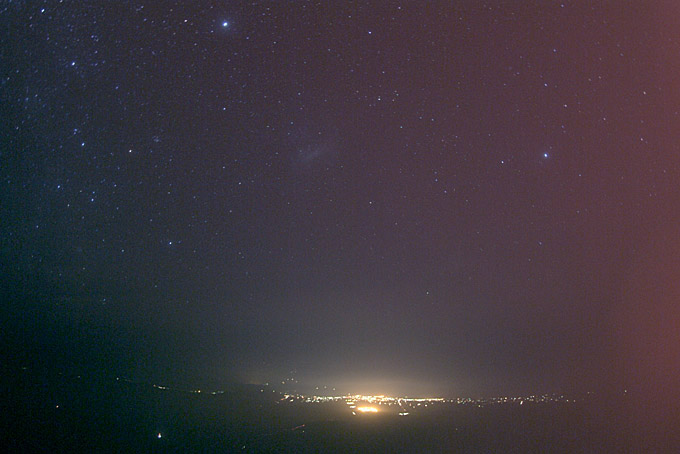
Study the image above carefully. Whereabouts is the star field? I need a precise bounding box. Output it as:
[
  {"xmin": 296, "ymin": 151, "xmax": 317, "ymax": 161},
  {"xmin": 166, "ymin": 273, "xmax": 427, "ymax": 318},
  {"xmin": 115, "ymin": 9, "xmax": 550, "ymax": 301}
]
[{"xmin": 2, "ymin": 1, "xmax": 679, "ymax": 396}]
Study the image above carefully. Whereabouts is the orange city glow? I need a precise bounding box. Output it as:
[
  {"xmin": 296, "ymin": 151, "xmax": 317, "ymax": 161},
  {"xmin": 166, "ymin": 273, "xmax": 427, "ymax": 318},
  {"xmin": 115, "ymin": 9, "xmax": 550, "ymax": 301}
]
[{"xmin": 356, "ymin": 406, "xmax": 378, "ymax": 413}]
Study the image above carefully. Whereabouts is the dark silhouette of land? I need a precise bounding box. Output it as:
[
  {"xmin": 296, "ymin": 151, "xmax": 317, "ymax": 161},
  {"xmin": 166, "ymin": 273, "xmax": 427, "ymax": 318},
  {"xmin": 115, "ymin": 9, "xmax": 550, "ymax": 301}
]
[{"xmin": 3, "ymin": 366, "xmax": 678, "ymax": 452}]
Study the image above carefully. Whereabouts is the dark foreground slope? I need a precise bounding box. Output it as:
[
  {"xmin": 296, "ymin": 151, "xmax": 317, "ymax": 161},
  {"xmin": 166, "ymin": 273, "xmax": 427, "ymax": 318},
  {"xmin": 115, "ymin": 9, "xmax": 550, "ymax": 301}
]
[{"xmin": 2, "ymin": 367, "xmax": 678, "ymax": 453}]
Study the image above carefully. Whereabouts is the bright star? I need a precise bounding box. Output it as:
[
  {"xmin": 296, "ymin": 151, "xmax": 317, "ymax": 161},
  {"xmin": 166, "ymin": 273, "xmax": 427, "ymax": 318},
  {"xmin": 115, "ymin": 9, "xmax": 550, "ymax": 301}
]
[
  {"xmin": 222, "ymin": 21, "xmax": 229, "ymax": 28},
  {"xmin": 543, "ymin": 152, "xmax": 549, "ymax": 158}
]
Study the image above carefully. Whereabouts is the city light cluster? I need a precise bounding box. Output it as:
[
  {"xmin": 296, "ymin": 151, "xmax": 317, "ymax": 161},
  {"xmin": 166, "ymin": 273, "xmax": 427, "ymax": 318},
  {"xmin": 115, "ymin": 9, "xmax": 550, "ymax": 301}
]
[
  {"xmin": 356, "ymin": 406, "xmax": 378, "ymax": 413},
  {"xmin": 300, "ymin": 394, "xmax": 445, "ymax": 404},
  {"xmin": 280, "ymin": 392, "xmax": 575, "ymax": 411}
]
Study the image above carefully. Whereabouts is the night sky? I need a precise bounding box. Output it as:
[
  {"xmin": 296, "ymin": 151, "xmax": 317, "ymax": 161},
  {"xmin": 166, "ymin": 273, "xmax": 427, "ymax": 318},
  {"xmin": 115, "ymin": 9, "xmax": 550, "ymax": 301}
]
[{"xmin": 2, "ymin": 2, "xmax": 680, "ymax": 397}]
